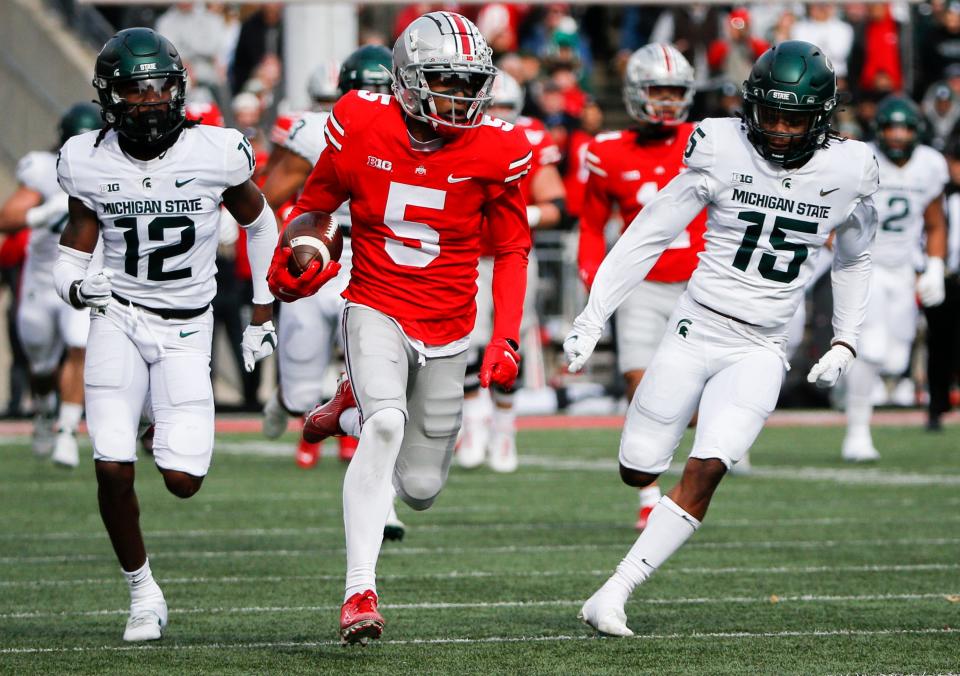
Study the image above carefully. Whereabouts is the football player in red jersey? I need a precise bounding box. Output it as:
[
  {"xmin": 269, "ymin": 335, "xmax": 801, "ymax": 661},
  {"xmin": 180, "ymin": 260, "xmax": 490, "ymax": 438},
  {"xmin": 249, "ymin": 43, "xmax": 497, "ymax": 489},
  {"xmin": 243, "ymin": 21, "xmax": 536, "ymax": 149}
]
[
  {"xmin": 458, "ymin": 71, "xmax": 566, "ymax": 473},
  {"xmin": 578, "ymin": 44, "xmax": 706, "ymax": 531},
  {"xmin": 266, "ymin": 12, "xmax": 532, "ymax": 645}
]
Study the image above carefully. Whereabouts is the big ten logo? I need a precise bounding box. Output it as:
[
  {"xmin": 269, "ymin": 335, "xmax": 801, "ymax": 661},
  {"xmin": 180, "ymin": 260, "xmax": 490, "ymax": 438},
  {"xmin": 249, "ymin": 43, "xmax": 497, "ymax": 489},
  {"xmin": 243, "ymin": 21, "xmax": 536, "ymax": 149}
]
[{"xmin": 367, "ymin": 156, "xmax": 393, "ymax": 172}]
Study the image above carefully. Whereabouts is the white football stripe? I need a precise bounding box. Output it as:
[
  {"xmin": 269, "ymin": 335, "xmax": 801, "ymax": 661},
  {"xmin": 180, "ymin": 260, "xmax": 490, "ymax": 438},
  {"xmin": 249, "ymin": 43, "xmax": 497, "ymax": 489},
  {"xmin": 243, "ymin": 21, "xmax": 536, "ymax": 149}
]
[
  {"xmin": 508, "ymin": 151, "xmax": 533, "ymax": 170},
  {"xmin": 287, "ymin": 236, "xmax": 330, "ymax": 268}
]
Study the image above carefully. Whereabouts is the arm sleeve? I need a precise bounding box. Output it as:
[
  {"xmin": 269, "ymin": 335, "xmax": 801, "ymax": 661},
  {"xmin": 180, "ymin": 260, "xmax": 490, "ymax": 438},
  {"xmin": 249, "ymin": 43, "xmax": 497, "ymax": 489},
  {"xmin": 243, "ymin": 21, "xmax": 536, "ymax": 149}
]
[
  {"xmin": 238, "ymin": 196, "xmax": 278, "ymax": 304},
  {"xmin": 53, "ymin": 245, "xmax": 93, "ymax": 308},
  {"xmin": 578, "ymin": 158, "xmax": 613, "ymax": 289},
  {"xmin": 486, "ymin": 185, "xmax": 532, "ymax": 344},
  {"xmin": 573, "ymin": 168, "xmax": 712, "ymax": 336},
  {"xmin": 830, "ymin": 194, "xmax": 878, "ymax": 351},
  {"xmin": 286, "ymin": 148, "xmax": 350, "ymax": 223}
]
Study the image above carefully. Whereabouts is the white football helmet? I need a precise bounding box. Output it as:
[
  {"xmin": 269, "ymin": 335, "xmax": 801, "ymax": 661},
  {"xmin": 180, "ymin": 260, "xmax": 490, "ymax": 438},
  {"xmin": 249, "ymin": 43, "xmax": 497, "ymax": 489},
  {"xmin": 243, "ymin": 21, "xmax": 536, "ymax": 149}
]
[
  {"xmin": 308, "ymin": 61, "xmax": 340, "ymax": 103},
  {"xmin": 624, "ymin": 43, "xmax": 696, "ymax": 126},
  {"xmin": 392, "ymin": 11, "xmax": 498, "ymax": 130},
  {"xmin": 489, "ymin": 72, "xmax": 524, "ymax": 123}
]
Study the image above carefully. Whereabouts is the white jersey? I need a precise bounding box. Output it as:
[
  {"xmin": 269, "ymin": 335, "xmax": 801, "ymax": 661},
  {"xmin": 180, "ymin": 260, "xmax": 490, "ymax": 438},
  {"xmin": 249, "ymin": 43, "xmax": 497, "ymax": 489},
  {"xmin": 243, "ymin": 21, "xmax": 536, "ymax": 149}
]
[
  {"xmin": 869, "ymin": 142, "xmax": 948, "ymax": 269},
  {"xmin": 282, "ymin": 111, "xmax": 352, "ymax": 228},
  {"xmin": 17, "ymin": 151, "xmax": 67, "ymax": 290},
  {"xmin": 683, "ymin": 117, "xmax": 878, "ymax": 328},
  {"xmin": 575, "ymin": 116, "xmax": 878, "ymax": 348},
  {"xmin": 58, "ymin": 125, "xmax": 254, "ymax": 309}
]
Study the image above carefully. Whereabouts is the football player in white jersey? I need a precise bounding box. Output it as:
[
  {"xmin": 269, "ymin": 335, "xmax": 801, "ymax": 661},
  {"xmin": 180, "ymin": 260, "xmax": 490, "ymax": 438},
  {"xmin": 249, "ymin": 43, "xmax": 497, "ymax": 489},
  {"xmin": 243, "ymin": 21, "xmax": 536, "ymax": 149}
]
[
  {"xmin": 563, "ymin": 41, "xmax": 879, "ymax": 637},
  {"xmin": 260, "ymin": 45, "xmax": 391, "ymax": 468},
  {"xmin": 0, "ymin": 103, "xmax": 102, "ymax": 466},
  {"xmin": 841, "ymin": 96, "xmax": 948, "ymax": 461},
  {"xmin": 53, "ymin": 28, "xmax": 278, "ymax": 642}
]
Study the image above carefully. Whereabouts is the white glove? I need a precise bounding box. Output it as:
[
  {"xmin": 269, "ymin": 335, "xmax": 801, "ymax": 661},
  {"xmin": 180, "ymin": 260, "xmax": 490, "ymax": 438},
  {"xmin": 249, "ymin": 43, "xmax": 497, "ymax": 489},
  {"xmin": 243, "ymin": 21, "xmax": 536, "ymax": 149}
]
[
  {"xmin": 916, "ymin": 257, "xmax": 946, "ymax": 308},
  {"xmin": 241, "ymin": 320, "xmax": 277, "ymax": 372},
  {"xmin": 563, "ymin": 325, "xmax": 601, "ymax": 373},
  {"xmin": 76, "ymin": 270, "xmax": 113, "ymax": 308},
  {"xmin": 25, "ymin": 193, "xmax": 69, "ymax": 229},
  {"xmin": 806, "ymin": 343, "xmax": 855, "ymax": 389}
]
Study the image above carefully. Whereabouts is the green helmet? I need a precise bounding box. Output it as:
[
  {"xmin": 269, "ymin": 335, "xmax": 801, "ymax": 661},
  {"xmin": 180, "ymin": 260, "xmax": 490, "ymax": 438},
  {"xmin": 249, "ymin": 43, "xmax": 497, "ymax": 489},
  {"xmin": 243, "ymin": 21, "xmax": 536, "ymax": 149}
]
[
  {"xmin": 873, "ymin": 95, "xmax": 922, "ymax": 162},
  {"xmin": 58, "ymin": 102, "xmax": 103, "ymax": 145},
  {"xmin": 742, "ymin": 40, "xmax": 838, "ymax": 166},
  {"xmin": 337, "ymin": 45, "xmax": 392, "ymax": 96},
  {"xmin": 93, "ymin": 27, "xmax": 187, "ymax": 145}
]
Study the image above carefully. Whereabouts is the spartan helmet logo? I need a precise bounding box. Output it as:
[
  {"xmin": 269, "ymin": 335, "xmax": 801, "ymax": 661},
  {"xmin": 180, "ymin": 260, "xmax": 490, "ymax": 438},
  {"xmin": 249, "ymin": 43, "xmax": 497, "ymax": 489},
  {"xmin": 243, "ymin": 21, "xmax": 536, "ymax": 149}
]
[{"xmin": 677, "ymin": 319, "xmax": 693, "ymax": 338}]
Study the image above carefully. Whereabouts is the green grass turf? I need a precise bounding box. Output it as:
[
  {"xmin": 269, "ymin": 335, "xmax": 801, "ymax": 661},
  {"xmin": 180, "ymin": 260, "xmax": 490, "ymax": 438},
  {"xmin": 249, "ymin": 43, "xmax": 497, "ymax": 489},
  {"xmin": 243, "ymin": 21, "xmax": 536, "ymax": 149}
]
[{"xmin": 1, "ymin": 424, "xmax": 959, "ymax": 674}]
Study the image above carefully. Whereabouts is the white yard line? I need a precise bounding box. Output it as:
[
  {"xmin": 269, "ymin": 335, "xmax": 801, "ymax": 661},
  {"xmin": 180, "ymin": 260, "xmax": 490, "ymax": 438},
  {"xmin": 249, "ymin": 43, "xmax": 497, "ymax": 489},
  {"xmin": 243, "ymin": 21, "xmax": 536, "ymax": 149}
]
[
  {"xmin": 3, "ymin": 536, "xmax": 959, "ymax": 565},
  {"xmin": 3, "ymin": 513, "xmax": 960, "ymax": 543},
  {"xmin": 2, "ymin": 562, "xmax": 957, "ymax": 590},
  {"xmin": 2, "ymin": 592, "xmax": 958, "ymax": 621},
  {"xmin": 0, "ymin": 627, "xmax": 958, "ymax": 654}
]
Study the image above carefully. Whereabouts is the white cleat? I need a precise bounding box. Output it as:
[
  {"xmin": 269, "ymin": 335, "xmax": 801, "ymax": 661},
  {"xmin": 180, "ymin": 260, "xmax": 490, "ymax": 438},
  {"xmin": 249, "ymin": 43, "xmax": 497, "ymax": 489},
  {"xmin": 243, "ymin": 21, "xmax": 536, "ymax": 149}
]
[
  {"xmin": 457, "ymin": 420, "xmax": 488, "ymax": 470},
  {"xmin": 262, "ymin": 392, "xmax": 289, "ymax": 440},
  {"xmin": 123, "ymin": 599, "xmax": 168, "ymax": 642},
  {"xmin": 578, "ymin": 590, "xmax": 633, "ymax": 637},
  {"xmin": 31, "ymin": 414, "xmax": 56, "ymax": 457},
  {"xmin": 51, "ymin": 431, "xmax": 79, "ymax": 468},
  {"xmin": 487, "ymin": 431, "xmax": 518, "ymax": 473},
  {"xmin": 841, "ymin": 434, "xmax": 880, "ymax": 462}
]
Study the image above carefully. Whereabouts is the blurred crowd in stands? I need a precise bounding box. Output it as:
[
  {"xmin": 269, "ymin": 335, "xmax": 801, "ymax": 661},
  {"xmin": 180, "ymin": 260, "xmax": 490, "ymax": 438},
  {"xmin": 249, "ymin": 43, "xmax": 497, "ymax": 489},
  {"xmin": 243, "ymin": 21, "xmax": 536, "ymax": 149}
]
[{"xmin": 3, "ymin": 1, "xmax": 960, "ymax": 414}]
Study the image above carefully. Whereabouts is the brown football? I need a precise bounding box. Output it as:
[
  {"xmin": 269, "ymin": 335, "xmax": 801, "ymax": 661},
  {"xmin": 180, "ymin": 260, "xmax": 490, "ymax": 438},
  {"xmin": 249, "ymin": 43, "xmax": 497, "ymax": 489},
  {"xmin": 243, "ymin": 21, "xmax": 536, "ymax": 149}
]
[{"xmin": 282, "ymin": 211, "xmax": 343, "ymax": 277}]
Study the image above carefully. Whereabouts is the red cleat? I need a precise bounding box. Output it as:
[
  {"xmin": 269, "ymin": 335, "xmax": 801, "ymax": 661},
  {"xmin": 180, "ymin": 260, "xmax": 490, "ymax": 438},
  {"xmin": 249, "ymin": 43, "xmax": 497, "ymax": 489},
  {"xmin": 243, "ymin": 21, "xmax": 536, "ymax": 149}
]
[
  {"xmin": 338, "ymin": 435, "xmax": 358, "ymax": 462},
  {"xmin": 295, "ymin": 436, "xmax": 321, "ymax": 469},
  {"xmin": 340, "ymin": 589, "xmax": 384, "ymax": 645},
  {"xmin": 635, "ymin": 505, "xmax": 654, "ymax": 532},
  {"xmin": 303, "ymin": 377, "xmax": 356, "ymax": 444}
]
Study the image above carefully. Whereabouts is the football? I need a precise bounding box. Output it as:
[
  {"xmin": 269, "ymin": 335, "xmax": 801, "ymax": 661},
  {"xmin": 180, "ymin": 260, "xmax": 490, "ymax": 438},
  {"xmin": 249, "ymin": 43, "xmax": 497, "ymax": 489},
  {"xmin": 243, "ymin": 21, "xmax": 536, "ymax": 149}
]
[{"xmin": 282, "ymin": 211, "xmax": 343, "ymax": 277}]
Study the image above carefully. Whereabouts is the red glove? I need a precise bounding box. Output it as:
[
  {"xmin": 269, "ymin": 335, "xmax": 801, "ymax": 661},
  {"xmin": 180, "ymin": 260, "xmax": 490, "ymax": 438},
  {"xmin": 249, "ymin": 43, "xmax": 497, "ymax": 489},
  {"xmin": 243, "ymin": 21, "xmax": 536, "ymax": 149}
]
[
  {"xmin": 267, "ymin": 246, "xmax": 341, "ymax": 303},
  {"xmin": 479, "ymin": 338, "xmax": 521, "ymax": 389}
]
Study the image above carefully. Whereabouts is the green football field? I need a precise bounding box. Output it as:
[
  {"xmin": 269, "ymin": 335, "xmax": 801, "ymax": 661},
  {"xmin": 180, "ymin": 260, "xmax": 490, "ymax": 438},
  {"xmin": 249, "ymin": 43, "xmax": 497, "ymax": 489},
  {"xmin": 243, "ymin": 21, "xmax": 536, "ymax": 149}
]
[{"xmin": 1, "ymin": 423, "xmax": 959, "ymax": 674}]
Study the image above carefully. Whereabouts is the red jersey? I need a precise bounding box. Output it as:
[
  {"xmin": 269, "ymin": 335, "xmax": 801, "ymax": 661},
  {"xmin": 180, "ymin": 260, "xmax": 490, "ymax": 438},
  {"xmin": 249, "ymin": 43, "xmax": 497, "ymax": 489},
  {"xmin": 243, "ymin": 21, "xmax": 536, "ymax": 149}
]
[
  {"xmin": 291, "ymin": 90, "xmax": 532, "ymax": 345},
  {"xmin": 579, "ymin": 124, "xmax": 707, "ymax": 287},
  {"xmin": 479, "ymin": 115, "xmax": 558, "ymax": 257},
  {"xmin": 564, "ymin": 128, "xmax": 594, "ymax": 219}
]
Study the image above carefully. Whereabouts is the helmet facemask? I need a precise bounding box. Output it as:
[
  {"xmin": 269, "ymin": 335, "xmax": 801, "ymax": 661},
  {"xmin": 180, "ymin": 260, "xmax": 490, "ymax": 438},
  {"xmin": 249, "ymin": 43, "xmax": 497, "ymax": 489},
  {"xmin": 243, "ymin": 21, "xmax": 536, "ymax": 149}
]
[
  {"xmin": 96, "ymin": 73, "xmax": 186, "ymax": 145},
  {"xmin": 624, "ymin": 82, "xmax": 695, "ymax": 126},
  {"xmin": 877, "ymin": 122, "xmax": 919, "ymax": 162},
  {"xmin": 744, "ymin": 97, "xmax": 834, "ymax": 166},
  {"xmin": 395, "ymin": 62, "xmax": 496, "ymax": 132}
]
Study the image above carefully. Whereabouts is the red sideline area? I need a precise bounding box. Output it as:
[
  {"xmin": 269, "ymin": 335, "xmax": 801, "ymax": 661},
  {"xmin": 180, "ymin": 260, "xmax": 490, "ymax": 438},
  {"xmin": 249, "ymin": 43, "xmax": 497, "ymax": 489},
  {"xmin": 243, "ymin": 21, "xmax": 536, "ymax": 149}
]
[{"xmin": 0, "ymin": 410, "xmax": 956, "ymax": 437}]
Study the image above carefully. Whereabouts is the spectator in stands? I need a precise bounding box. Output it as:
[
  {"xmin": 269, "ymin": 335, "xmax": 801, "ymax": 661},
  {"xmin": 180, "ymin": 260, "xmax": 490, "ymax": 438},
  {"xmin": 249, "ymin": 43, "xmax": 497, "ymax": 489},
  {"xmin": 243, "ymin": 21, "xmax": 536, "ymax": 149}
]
[
  {"xmin": 792, "ymin": 4, "xmax": 855, "ymax": 83},
  {"xmin": 707, "ymin": 8, "xmax": 770, "ymax": 85},
  {"xmin": 232, "ymin": 92, "xmax": 267, "ymax": 157},
  {"xmin": 230, "ymin": 4, "xmax": 283, "ymax": 96},
  {"xmin": 925, "ymin": 135, "xmax": 960, "ymax": 430},
  {"xmin": 156, "ymin": 3, "xmax": 231, "ymax": 104},
  {"xmin": 919, "ymin": 2, "xmax": 960, "ymax": 99},
  {"xmin": 851, "ymin": 3, "xmax": 904, "ymax": 95},
  {"xmin": 923, "ymin": 83, "xmax": 960, "ymax": 150},
  {"xmin": 649, "ymin": 5, "xmax": 724, "ymax": 85}
]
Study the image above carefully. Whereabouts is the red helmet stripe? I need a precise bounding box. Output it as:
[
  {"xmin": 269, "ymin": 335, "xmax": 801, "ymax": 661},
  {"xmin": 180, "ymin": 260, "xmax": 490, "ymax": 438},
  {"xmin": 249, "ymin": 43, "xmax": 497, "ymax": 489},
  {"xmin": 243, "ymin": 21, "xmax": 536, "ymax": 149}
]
[
  {"xmin": 660, "ymin": 44, "xmax": 673, "ymax": 73},
  {"xmin": 449, "ymin": 13, "xmax": 473, "ymax": 57}
]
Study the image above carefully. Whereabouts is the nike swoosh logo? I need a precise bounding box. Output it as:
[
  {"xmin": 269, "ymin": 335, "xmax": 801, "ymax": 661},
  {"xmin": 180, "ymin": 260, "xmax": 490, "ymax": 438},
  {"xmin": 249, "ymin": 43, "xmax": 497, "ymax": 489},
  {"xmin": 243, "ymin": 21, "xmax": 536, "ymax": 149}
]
[
  {"xmin": 819, "ymin": 188, "xmax": 839, "ymax": 196},
  {"xmin": 175, "ymin": 178, "xmax": 196, "ymax": 188},
  {"xmin": 261, "ymin": 334, "xmax": 277, "ymax": 349},
  {"xmin": 179, "ymin": 330, "xmax": 199, "ymax": 338},
  {"xmin": 447, "ymin": 174, "xmax": 472, "ymax": 183},
  {"xmin": 640, "ymin": 558, "xmax": 655, "ymax": 568}
]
